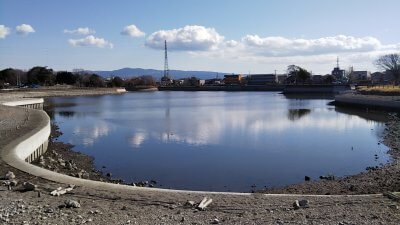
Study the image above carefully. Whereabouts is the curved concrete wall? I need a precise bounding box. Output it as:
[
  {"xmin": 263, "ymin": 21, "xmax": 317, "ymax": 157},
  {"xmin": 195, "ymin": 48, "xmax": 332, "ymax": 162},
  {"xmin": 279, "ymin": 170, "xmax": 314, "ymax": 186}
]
[
  {"xmin": 2, "ymin": 98, "xmax": 44, "ymax": 109},
  {"xmin": 1, "ymin": 99, "xmax": 50, "ymax": 163}
]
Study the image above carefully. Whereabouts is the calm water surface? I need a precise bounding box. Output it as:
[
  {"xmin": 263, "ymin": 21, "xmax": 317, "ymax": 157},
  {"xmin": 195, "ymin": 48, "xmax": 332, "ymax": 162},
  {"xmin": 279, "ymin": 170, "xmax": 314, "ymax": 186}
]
[{"xmin": 46, "ymin": 92, "xmax": 390, "ymax": 192}]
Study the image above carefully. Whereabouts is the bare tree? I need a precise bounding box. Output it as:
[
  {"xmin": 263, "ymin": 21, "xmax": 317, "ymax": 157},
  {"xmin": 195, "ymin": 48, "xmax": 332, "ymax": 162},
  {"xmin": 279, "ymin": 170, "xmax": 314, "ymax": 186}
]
[{"xmin": 374, "ymin": 53, "xmax": 400, "ymax": 85}]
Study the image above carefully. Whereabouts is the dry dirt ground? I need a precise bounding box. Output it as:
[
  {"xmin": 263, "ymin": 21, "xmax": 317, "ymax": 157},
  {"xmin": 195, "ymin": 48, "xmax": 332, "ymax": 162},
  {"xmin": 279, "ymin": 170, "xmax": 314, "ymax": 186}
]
[{"xmin": 1, "ymin": 89, "xmax": 400, "ymax": 224}]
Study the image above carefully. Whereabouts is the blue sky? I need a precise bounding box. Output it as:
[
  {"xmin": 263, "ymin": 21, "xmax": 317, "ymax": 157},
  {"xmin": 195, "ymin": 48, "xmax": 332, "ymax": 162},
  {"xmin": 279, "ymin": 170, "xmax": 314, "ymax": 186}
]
[{"xmin": 1, "ymin": 0, "xmax": 399, "ymax": 74}]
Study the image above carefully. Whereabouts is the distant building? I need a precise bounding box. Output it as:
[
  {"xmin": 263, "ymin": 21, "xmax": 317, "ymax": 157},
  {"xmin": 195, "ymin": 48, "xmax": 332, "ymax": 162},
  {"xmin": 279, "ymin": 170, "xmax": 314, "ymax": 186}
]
[
  {"xmin": 205, "ymin": 78, "xmax": 222, "ymax": 85},
  {"xmin": 277, "ymin": 75, "xmax": 288, "ymax": 84},
  {"xmin": 371, "ymin": 71, "xmax": 394, "ymax": 84},
  {"xmin": 224, "ymin": 74, "xmax": 242, "ymax": 85},
  {"xmin": 331, "ymin": 57, "xmax": 346, "ymax": 80},
  {"xmin": 348, "ymin": 71, "xmax": 371, "ymax": 84},
  {"xmin": 247, "ymin": 74, "xmax": 277, "ymax": 85},
  {"xmin": 173, "ymin": 79, "xmax": 185, "ymax": 86},
  {"xmin": 311, "ymin": 75, "xmax": 324, "ymax": 84},
  {"xmin": 332, "ymin": 67, "xmax": 346, "ymax": 81},
  {"xmin": 161, "ymin": 76, "xmax": 173, "ymax": 86}
]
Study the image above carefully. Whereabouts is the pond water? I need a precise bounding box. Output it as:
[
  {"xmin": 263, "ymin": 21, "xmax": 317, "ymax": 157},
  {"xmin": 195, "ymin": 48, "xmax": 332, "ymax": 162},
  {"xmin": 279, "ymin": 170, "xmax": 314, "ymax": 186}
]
[{"xmin": 46, "ymin": 91, "xmax": 390, "ymax": 192}]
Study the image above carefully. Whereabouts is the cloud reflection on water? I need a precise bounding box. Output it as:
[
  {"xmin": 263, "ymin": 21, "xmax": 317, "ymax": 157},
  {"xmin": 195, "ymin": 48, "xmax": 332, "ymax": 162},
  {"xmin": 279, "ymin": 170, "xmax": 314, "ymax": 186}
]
[
  {"xmin": 72, "ymin": 121, "xmax": 112, "ymax": 147},
  {"xmin": 126, "ymin": 107, "xmax": 376, "ymax": 149}
]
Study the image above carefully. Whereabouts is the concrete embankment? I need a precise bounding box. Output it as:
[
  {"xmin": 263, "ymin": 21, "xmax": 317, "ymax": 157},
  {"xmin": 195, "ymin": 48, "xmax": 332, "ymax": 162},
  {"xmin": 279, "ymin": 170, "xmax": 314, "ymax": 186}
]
[
  {"xmin": 283, "ymin": 84, "xmax": 351, "ymax": 94},
  {"xmin": 159, "ymin": 84, "xmax": 351, "ymax": 93},
  {"xmin": 158, "ymin": 85, "xmax": 284, "ymax": 91},
  {"xmin": 0, "ymin": 87, "xmax": 127, "ymax": 99},
  {"xmin": 335, "ymin": 93, "xmax": 400, "ymax": 110},
  {"xmin": 0, "ymin": 99, "xmax": 50, "ymax": 164}
]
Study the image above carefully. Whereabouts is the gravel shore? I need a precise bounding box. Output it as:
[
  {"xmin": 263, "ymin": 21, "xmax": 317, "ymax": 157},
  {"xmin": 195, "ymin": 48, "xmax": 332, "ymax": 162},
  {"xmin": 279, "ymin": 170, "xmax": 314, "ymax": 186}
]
[{"xmin": 259, "ymin": 113, "xmax": 400, "ymax": 195}]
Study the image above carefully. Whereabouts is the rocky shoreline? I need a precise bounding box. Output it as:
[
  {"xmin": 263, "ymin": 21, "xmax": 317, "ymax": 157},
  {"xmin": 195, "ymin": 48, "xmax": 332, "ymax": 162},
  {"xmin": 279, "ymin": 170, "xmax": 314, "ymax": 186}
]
[
  {"xmin": 32, "ymin": 124, "xmax": 114, "ymax": 183},
  {"xmin": 258, "ymin": 112, "xmax": 400, "ymax": 195},
  {"xmin": 33, "ymin": 123, "xmax": 156, "ymax": 188}
]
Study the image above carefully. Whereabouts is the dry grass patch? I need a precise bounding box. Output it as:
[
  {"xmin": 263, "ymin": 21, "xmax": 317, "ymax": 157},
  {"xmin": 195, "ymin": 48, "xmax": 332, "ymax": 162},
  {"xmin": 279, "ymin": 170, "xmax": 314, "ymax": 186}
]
[{"xmin": 357, "ymin": 85, "xmax": 400, "ymax": 95}]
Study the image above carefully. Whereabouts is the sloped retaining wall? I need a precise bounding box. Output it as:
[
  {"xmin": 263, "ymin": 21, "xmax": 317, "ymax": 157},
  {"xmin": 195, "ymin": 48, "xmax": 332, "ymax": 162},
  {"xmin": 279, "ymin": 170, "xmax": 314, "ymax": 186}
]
[
  {"xmin": 2, "ymin": 98, "xmax": 44, "ymax": 110},
  {"xmin": 283, "ymin": 85, "xmax": 351, "ymax": 94},
  {"xmin": 1, "ymin": 98, "xmax": 49, "ymax": 163}
]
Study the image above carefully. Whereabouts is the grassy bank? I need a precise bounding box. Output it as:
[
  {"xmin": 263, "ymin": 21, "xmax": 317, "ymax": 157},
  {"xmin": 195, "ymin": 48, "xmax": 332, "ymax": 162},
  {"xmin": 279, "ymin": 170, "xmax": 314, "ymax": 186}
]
[{"xmin": 357, "ymin": 85, "xmax": 400, "ymax": 96}]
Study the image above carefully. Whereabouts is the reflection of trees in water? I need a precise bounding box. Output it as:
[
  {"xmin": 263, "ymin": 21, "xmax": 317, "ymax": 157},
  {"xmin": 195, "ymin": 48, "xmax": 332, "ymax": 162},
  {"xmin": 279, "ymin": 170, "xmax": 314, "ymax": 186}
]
[
  {"xmin": 283, "ymin": 93, "xmax": 335, "ymax": 100},
  {"xmin": 58, "ymin": 111, "xmax": 76, "ymax": 118},
  {"xmin": 284, "ymin": 93, "xmax": 334, "ymax": 109},
  {"xmin": 334, "ymin": 106, "xmax": 388, "ymax": 122},
  {"xmin": 43, "ymin": 99, "xmax": 55, "ymax": 119},
  {"xmin": 44, "ymin": 109, "xmax": 55, "ymax": 120},
  {"xmin": 287, "ymin": 109, "xmax": 312, "ymax": 121},
  {"xmin": 44, "ymin": 99, "xmax": 79, "ymax": 120}
]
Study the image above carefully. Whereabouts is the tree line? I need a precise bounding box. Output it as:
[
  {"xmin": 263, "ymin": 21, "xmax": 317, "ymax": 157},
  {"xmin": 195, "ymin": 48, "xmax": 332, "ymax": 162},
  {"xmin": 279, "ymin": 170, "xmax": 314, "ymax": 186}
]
[
  {"xmin": 286, "ymin": 53, "xmax": 400, "ymax": 84},
  {"xmin": 0, "ymin": 66, "xmax": 156, "ymax": 88}
]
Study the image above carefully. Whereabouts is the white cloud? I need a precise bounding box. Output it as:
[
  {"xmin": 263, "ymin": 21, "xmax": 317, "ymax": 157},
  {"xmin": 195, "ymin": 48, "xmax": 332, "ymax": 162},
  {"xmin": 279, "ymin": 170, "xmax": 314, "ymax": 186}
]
[
  {"xmin": 0, "ymin": 25, "xmax": 10, "ymax": 39},
  {"xmin": 144, "ymin": 25, "xmax": 399, "ymax": 72},
  {"xmin": 187, "ymin": 32, "xmax": 400, "ymax": 73},
  {"xmin": 240, "ymin": 35, "xmax": 382, "ymax": 57},
  {"xmin": 145, "ymin": 25, "xmax": 224, "ymax": 51},
  {"xmin": 121, "ymin": 24, "xmax": 145, "ymax": 37},
  {"xmin": 64, "ymin": 27, "xmax": 95, "ymax": 35},
  {"xmin": 68, "ymin": 35, "xmax": 113, "ymax": 49},
  {"xmin": 16, "ymin": 24, "xmax": 35, "ymax": 35}
]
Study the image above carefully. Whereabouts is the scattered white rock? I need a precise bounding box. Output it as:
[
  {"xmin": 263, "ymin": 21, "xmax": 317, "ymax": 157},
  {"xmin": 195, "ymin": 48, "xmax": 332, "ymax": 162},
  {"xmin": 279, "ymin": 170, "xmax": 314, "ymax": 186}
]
[
  {"xmin": 197, "ymin": 197, "xmax": 213, "ymax": 210},
  {"xmin": 65, "ymin": 199, "xmax": 81, "ymax": 208},
  {"xmin": 50, "ymin": 186, "xmax": 74, "ymax": 196},
  {"xmin": 185, "ymin": 200, "xmax": 195, "ymax": 207},
  {"xmin": 293, "ymin": 199, "xmax": 309, "ymax": 210},
  {"xmin": 5, "ymin": 171, "xmax": 15, "ymax": 180},
  {"xmin": 211, "ymin": 218, "xmax": 220, "ymax": 224}
]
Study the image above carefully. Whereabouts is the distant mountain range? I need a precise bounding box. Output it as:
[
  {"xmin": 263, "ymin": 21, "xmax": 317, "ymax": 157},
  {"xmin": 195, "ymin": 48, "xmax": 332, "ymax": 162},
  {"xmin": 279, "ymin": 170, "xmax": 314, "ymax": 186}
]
[{"xmin": 89, "ymin": 68, "xmax": 228, "ymax": 80}]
